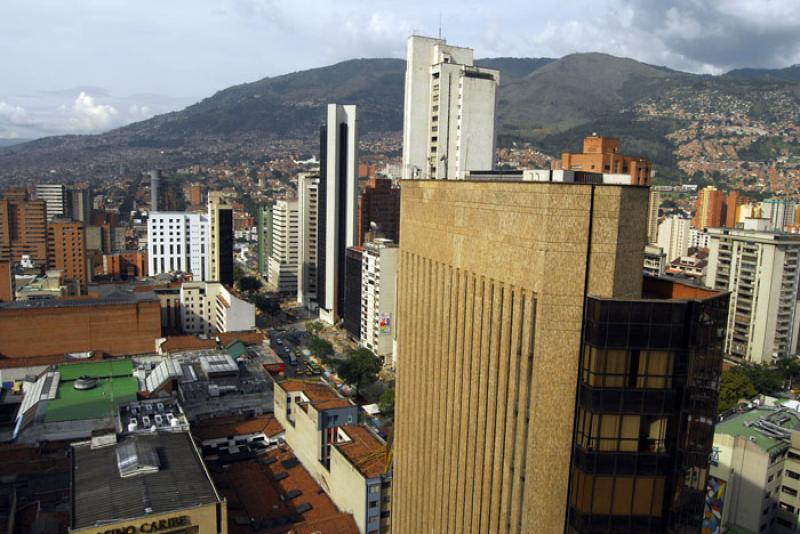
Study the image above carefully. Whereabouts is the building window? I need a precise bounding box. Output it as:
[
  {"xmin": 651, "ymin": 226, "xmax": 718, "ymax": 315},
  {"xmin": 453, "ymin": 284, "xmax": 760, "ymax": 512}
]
[
  {"xmin": 782, "ymin": 486, "xmax": 798, "ymax": 497},
  {"xmin": 787, "ymin": 470, "xmax": 800, "ymax": 480}
]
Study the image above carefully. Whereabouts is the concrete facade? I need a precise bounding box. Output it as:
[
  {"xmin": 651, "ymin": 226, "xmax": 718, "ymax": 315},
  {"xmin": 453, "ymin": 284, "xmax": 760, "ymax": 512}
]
[
  {"xmin": 267, "ymin": 199, "xmax": 299, "ymax": 294},
  {"xmin": 393, "ymin": 179, "xmax": 648, "ymax": 534},
  {"xmin": 656, "ymin": 216, "xmax": 691, "ymax": 262},
  {"xmin": 360, "ymin": 239, "xmax": 398, "ymax": 360},
  {"xmin": 402, "ymin": 35, "xmax": 499, "ymax": 180},
  {"xmin": 180, "ymin": 281, "xmax": 255, "ymax": 336},
  {"xmin": 298, "ymin": 173, "xmax": 320, "ymax": 308},
  {"xmin": 706, "ymin": 224, "xmax": 800, "ymax": 362},
  {"xmin": 147, "ymin": 212, "xmax": 209, "ymax": 281}
]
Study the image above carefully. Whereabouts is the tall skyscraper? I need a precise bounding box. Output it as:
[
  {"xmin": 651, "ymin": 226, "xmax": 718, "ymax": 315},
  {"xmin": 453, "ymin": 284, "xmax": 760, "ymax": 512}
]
[
  {"xmin": 656, "ymin": 216, "xmax": 691, "ymax": 262},
  {"xmin": 267, "ymin": 199, "xmax": 300, "ymax": 293},
  {"xmin": 147, "ymin": 212, "xmax": 208, "ymax": 280},
  {"xmin": 342, "ymin": 246, "xmax": 363, "ymax": 340},
  {"xmin": 35, "ymin": 183, "xmax": 67, "ymax": 221},
  {"xmin": 150, "ymin": 170, "xmax": 161, "ymax": 211},
  {"xmin": 647, "ymin": 189, "xmax": 662, "ymax": 243},
  {"xmin": 67, "ymin": 186, "xmax": 92, "ymax": 223},
  {"xmin": 402, "ymin": 35, "xmax": 499, "ymax": 180},
  {"xmin": 393, "ymin": 179, "xmax": 728, "ymax": 533},
  {"xmin": 48, "ymin": 219, "xmax": 89, "ymax": 292},
  {"xmin": 706, "ymin": 219, "xmax": 800, "ymax": 363},
  {"xmin": 297, "ymin": 173, "xmax": 320, "ymax": 308},
  {"xmin": 317, "ymin": 104, "xmax": 358, "ymax": 324},
  {"xmin": 208, "ymin": 193, "xmax": 234, "ymax": 285},
  {"xmin": 0, "ymin": 190, "xmax": 48, "ymax": 266},
  {"xmin": 693, "ymin": 186, "xmax": 726, "ymax": 229},
  {"xmin": 257, "ymin": 205, "xmax": 272, "ymax": 279},
  {"xmin": 358, "ymin": 177, "xmax": 400, "ymax": 245}
]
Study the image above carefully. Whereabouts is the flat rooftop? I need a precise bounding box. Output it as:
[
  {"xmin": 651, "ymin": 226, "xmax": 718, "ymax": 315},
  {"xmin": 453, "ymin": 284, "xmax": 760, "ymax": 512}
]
[
  {"xmin": 334, "ymin": 425, "xmax": 389, "ymax": 479},
  {"xmin": 44, "ymin": 360, "xmax": 138, "ymax": 423},
  {"xmin": 716, "ymin": 407, "xmax": 800, "ymax": 454},
  {"xmin": 277, "ymin": 379, "xmax": 353, "ymax": 411},
  {"xmin": 71, "ymin": 432, "xmax": 221, "ymax": 530},
  {"xmin": 0, "ymin": 290, "xmax": 157, "ymax": 310}
]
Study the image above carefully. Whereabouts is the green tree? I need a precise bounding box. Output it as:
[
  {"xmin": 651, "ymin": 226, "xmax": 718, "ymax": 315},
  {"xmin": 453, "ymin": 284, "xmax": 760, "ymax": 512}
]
[
  {"xmin": 337, "ymin": 348, "xmax": 382, "ymax": 394},
  {"xmin": 378, "ymin": 387, "xmax": 395, "ymax": 417},
  {"xmin": 775, "ymin": 357, "xmax": 800, "ymax": 390},
  {"xmin": 237, "ymin": 275, "xmax": 262, "ymax": 293},
  {"xmin": 309, "ymin": 336, "xmax": 334, "ymax": 361},
  {"xmin": 718, "ymin": 368, "xmax": 757, "ymax": 413},
  {"xmin": 307, "ymin": 321, "xmax": 324, "ymax": 337},
  {"xmin": 738, "ymin": 363, "xmax": 783, "ymax": 396}
]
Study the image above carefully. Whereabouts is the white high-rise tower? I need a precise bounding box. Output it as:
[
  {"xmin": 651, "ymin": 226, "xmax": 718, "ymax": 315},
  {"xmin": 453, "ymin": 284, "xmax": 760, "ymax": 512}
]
[
  {"xmin": 402, "ymin": 35, "xmax": 500, "ymax": 180},
  {"xmin": 318, "ymin": 104, "xmax": 358, "ymax": 324}
]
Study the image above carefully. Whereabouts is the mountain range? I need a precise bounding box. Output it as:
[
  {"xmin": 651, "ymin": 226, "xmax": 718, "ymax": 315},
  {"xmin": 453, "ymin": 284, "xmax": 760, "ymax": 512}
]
[{"xmin": 1, "ymin": 53, "xmax": 799, "ymax": 183}]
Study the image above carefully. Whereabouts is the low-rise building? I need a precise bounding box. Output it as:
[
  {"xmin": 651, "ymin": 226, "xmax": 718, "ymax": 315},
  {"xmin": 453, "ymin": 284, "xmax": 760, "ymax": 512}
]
[
  {"xmin": 273, "ymin": 379, "xmax": 392, "ymax": 533},
  {"xmin": 70, "ymin": 431, "xmax": 227, "ymax": 534},
  {"xmin": 709, "ymin": 405, "xmax": 800, "ymax": 534},
  {"xmin": 180, "ymin": 281, "xmax": 255, "ymax": 337},
  {"xmin": 643, "ymin": 244, "xmax": 667, "ymax": 277}
]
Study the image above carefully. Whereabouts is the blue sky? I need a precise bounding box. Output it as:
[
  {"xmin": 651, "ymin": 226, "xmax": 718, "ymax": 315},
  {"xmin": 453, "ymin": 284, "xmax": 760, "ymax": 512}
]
[{"xmin": 1, "ymin": 0, "xmax": 799, "ymax": 139}]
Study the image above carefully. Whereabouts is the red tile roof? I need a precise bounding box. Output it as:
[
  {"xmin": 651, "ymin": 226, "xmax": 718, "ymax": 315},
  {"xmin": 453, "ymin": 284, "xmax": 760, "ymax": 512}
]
[
  {"xmin": 334, "ymin": 425, "xmax": 389, "ymax": 479},
  {"xmin": 192, "ymin": 414, "xmax": 285, "ymax": 441}
]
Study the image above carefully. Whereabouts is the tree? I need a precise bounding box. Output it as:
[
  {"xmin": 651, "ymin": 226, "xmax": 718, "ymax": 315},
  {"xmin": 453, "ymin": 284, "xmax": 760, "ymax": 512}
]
[
  {"xmin": 718, "ymin": 368, "xmax": 757, "ymax": 413},
  {"xmin": 337, "ymin": 348, "xmax": 382, "ymax": 394},
  {"xmin": 775, "ymin": 357, "xmax": 800, "ymax": 390},
  {"xmin": 237, "ymin": 275, "xmax": 262, "ymax": 292},
  {"xmin": 738, "ymin": 363, "xmax": 782, "ymax": 396},
  {"xmin": 378, "ymin": 387, "xmax": 395, "ymax": 417},
  {"xmin": 309, "ymin": 336, "xmax": 334, "ymax": 361},
  {"xmin": 307, "ymin": 321, "xmax": 324, "ymax": 337}
]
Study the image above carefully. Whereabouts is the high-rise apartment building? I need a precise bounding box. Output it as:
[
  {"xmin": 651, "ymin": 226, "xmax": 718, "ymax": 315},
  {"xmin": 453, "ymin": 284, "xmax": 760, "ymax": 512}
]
[
  {"xmin": 147, "ymin": 212, "xmax": 208, "ymax": 280},
  {"xmin": 35, "ymin": 184, "xmax": 67, "ymax": 221},
  {"xmin": 402, "ymin": 35, "xmax": 499, "ymax": 180},
  {"xmin": 647, "ymin": 189, "xmax": 662, "ymax": 243},
  {"xmin": 267, "ymin": 199, "xmax": 299, "ymax": 293},
  {"xmin": 297, "ymin": 173, "xmax": 320, "ymax": 308},
  {"xmin": 692, "ymin": 186, "xmax": 740, "ymax": 230},
  {"xmin": 48, "ymin": 219, "xmax": 89, "ymax": 292},
  {"xmin": 68, "ymin": 186, "xmax": 92, "ymax": 223},
  {"xmin": 256, "ymin": 205, "xmax": 272, "ymax": 279},
  {"xmin": 0, "ymin": 191, "xmax": 48, "ymax": 266},
  {"xmin": 358, "ymin": 177, "xmax": 400, "ymax": 245},
  {"xmin": 150, "ymin": 170, "xmax": 161, "ymax": 210},
  {"xmin": 208, "ymin": 193, "xmax": 234, "ymax": 285},
  {"xmin": 762, "ymin": 199, "xmax": 797, "ymax": 232},
  {"xmin": 190, "ymin": 183, "xmax": 203, "ymax": 206},
  {"xmin": 318, "ymin": 104, "xmax": 358, "ymax": 324},
  {"xmin": 559, "ymin": 136, "xmax": 652, "ymax": 185},
  {"xmin": 656, "ymin": 216, "xmax": 691, "ymax": 262},
  {"xmin": 393, "ymin": 179, "xmax": 728, "ymax": 533},
  {"xmin": 360, "ymin": 238, "xmax": 398, "ymax": 361},
  {"xmin": 706, "ymin": 219, "xmax": 800, "ymax": 363}
]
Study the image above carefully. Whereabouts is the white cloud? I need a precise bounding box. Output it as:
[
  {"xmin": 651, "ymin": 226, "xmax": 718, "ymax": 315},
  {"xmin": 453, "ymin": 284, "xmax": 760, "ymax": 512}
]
[
  {"xmin": 0, "ymin": 101, "xmax": 29, "ymax": 125},
  {"xmin": 128, "ymin": 104, "xmax": 153, "ymax": 119},
  {"xmin": 66, "ymin": 91, "xmax": 118, "ymax": 132}
]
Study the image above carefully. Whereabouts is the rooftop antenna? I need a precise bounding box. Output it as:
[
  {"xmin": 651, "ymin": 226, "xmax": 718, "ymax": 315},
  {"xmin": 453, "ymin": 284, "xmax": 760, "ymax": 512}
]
[{"xmin": 438, "ymin": 13, "xmax": 442, "ymax": 40}]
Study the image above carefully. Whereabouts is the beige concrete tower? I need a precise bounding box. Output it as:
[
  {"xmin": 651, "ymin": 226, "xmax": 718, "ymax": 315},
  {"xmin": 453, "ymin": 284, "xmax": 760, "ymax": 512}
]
[{"xmin": 392, "ymin": 179, "xmax": 648, "ymax": 533}]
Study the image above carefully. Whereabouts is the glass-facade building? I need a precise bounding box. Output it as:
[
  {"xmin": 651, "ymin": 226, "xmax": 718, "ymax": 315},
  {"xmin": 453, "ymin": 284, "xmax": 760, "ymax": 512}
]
[{"xmin": 568, "ymin": 278, "xmax": 729, "ymax": 533}]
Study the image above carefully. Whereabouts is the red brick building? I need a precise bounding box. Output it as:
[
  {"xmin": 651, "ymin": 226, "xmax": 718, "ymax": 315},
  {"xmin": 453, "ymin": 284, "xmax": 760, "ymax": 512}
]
[{"xmin": 358, "ymin": 177, "xmax": 400, "ymax": 245}]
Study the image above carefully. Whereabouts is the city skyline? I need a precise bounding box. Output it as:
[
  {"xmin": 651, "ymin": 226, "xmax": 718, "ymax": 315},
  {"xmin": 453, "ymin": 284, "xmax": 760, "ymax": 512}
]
[{"xmin": 2, "ymin": 0, "xmax": 800, "ymax": 139}]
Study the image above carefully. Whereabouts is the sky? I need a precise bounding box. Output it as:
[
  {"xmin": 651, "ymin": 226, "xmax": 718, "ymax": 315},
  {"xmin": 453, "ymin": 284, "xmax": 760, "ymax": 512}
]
[{"xmin": 2, "ymin": 0, "xmax": 799, "ymax": 140}]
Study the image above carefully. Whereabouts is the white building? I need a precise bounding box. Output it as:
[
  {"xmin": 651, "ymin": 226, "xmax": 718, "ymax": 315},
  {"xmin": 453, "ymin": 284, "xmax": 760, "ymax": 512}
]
[
  {"xmin": 267, "ymin": 199, "xmax": 299, "ymax": 294},
  {"xmin": 147, "ymin": 212, "xmax": 209, "ymax": 280},
  {"xmin": 319, "ymin": 104, "xmax": 358, "ymax": 324},
  {"xmin": 34, "ymin": 184, "xmax": 66, "ymax": 221},
  {"xmin": 643, "ymin": 244, "xmax": 667, "ymax": 277},
  {"xmin": 402, "ymin": 35, "xmax": 499, "ymax": 180},
  {"xmin": 360, "ymin": 239, "xmax": 398, "ymax": 362},
  {"xmin": 180, "ymin": 281, "xmax": 255, "ymax": 336},
  {"xmin": 656, "ymin": 216, "xmax": 691, "ymax": 262},
  {"xmin": 647, "ymin": 189, "xmax": 662, "ymax": 243},
  {"xmin": 706, "ymin": 219, "xmax": 800, "ymax": 363},
  {"xmin": 762, "ymin": 199, "xmax": 797, "ymax": 232},
  {"xmin": 689, "ymin": 227, "xmax": 711, "ymax": 250},
  {"xmin": 297, "ymin": 173, "xmax": 320, "ymax": 309}
]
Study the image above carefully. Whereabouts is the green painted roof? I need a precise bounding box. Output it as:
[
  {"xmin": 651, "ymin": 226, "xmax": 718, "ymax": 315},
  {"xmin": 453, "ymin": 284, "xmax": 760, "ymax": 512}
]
[
  {"xmin": 44, "ymin": 359, "xmax": 138, "ymax": 422},
  {"xmin": 715, "ymin": 408, "xmax": 800, "ymax": 453},
  {"xmin": 225, "ymin": 340, "xmax": 248, "ymax": 359},
  {"xmin": 57, "ymin": 359, "xmax": 133, "ymax": 381}
]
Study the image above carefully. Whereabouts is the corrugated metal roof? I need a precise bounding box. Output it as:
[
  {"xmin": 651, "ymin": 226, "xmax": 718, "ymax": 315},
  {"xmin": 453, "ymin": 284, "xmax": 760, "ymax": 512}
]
[{"xmin": 72, "ymin": 432, "xmax": 221, "ymax": 529}]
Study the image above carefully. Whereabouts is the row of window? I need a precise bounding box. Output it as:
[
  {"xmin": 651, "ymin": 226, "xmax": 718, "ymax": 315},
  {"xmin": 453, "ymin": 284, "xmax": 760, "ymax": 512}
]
[
  {"xmin": 583, "ymin": 347, "xmax": 675, "ymax": 389},
  {"xmin": 570, "ymin": 471, "xmax": 665, "ymax": 517}
]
